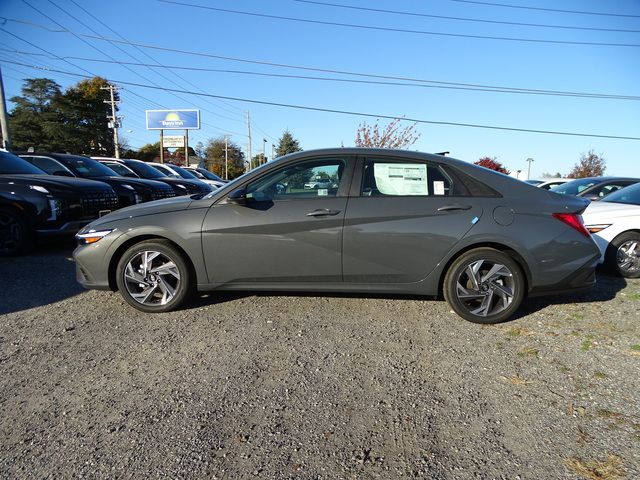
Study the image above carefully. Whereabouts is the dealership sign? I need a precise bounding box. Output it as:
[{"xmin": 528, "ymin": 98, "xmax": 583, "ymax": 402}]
[
  {"xmin": 162, "ymin": 135, "xmax": 185, "ymax": 148},
  {"xmin": 146, "ymin": 109, "xmax": 200, "ymax": 130}
]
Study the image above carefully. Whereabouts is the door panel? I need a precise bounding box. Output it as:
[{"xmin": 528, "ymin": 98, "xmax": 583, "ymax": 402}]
[
  {"xmin": 343, "ymin": 197, "xmax": 482, "ymax": 283},
  {"xmin": 202, "ymin": 198, "xmax": 347, "ymax": 284}
]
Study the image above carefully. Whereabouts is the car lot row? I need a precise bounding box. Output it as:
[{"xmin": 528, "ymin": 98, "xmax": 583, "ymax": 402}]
[{"xmin": 0, "ymin": 150, "xmax": 228, "ymax": 256}]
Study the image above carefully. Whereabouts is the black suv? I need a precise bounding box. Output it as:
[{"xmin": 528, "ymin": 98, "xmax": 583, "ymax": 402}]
[
  {"xmin": 96, "ymin": 158, "xmax": 212, "ymax": 196},
  {"xmin": 18, "ymin": 153, "xmax": 175, "ymax": 208},
  {"xmin": 0, "ymin": 150, "xmax": 119, "ymax": 255}
]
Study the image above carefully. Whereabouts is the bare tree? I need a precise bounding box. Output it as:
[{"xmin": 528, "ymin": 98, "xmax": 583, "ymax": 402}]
[
  {"xmin": 567, "ymin": 150, "xmax": 606, "ymax": 178},
  {"xmin": 355, "ymin": 118, "xmax": 420, "ymax": 149}
]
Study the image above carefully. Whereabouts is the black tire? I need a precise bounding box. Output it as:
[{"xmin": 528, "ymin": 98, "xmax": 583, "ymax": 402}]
[
  {"xmin": 0, "ymin": 207, "xmax": 32, "ymax": 257},
  {"xmin": 604, "ymin": 231, "xmax": 640, "ymax": 278},
  {"xmin": 443, "ymin": 247, "xmax": 525, "ymax": 324},
  {"xmin": 115, "ymin": 240, "xmax": 194, "ymax": 313}
]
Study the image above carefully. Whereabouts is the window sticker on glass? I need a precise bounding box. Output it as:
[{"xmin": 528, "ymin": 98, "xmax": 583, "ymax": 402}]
[
  {"xmin": 433, "ymin": 180, "xmax": 445, "ymax": 196},
  {"xmin": 318, "ymin": 188, "xmax": 328, "ymax": 196},
  {"xmin": 374, "ymin": 163, "xmax": 428, "ymax": 195}
]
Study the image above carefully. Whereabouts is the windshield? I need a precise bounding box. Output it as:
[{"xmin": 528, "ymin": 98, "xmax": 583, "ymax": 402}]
[
  {"xmin": 0, "ymin": 151, "xmax": 47, "ymax": 174},
  {"xmin": 58, "ymin": 156, "xmax": 118, "ymax": 177},
  {"xmin": 107, "ymin": 162, "xmax": 138, "ymax": 177},
  {"xmin": 124, "ymin": 160, "xmax": 167, "ymax": 179},
  {"xmin": 551, "ymin": 178, "xmax": 599, "ymax": 195},
  {"xmin": 196, "ymin": 168, "xmax": 224, "ymax": 181},
  {"xmin": 601, "ymin": 183, "xmax": 640, "ymax": 206},
  {"xmin": 169, "ymin": 165, "xmax": 198, "ymax": 179}
]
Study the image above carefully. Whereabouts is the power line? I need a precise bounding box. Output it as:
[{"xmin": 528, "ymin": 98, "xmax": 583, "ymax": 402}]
[
  {"xmin": 294, "ymin": 0, "xmax": 640, "ymax": 33},
  {"xmin": 4, "ymin": 59, "xmax": 639, "ymax": 142},
  {"xmin": 2, "ymin": 45, "xmax": 637, "ymax": 101},
  {"xmin": 67, "ymin": 0, "xmax": 246, "ymax": 118},
  {"xmin": 448, "ymin": 0, "xmax": 640, "ymax": 19},
  {"xmin": 39, "ymin": 0, "xmax": 244, "ymax": 129},
  {"xmin": 156, "ymin": 0, "xmax": 640, "ymax": 48}
]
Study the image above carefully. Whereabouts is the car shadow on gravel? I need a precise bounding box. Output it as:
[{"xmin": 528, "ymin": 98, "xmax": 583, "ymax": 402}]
[
  {"xmin": 0, "ymin": 238, "xmax": 83, "ymax": 315},
  {"xmin": 187, "ymin": 271, "xmax": 627, "ymax": 323}
]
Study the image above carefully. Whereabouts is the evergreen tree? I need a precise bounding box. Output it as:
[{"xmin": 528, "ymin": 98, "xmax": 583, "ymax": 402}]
[{"xmin": 275, "ymin": 130, "xmax": 302, "ymax": 158}]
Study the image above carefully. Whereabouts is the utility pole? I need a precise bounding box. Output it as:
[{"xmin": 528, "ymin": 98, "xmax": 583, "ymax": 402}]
[
  {"xmin": 271, "ymin": 143, "xmax": 275, "ymax": 161},
  {"xmin": 526, "ymin": 157, "xmax": 534, "ymax": 180},
  {"xmin": 101, "ymin": 83, "xmax": 121, "ymax": 159},
  {"xmin": 224, "ymin": 134, "xmax": 229, "ymax": 180},
  {"xmin": 0, "ymin": 66, "xmax": 12, "ymax": 150},
  {"xmin": 246, "ymin": 111, "xmax": 252, "ymax": 171}
]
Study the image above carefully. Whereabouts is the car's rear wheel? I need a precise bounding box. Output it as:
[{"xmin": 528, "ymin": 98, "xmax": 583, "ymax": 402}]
[
  {"xmin": 605, "ymin": 231, "xmax": 640, "ymax": 278},
  {"xmin": 0, "ymin": 207, "xmax": 31, "ymax": 257},
  {"xmin": 115, "ymin": 240, "xmax": 194, "ymax": 312},
  {"xmin": 443, "ymin": 248, "xmax": 525, "ymax": 324}
]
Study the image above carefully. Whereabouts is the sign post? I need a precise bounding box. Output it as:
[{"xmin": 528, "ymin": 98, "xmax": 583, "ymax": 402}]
[{"xmin": 146, "ymin": 109, "xmax": 200, "ymax": 165}]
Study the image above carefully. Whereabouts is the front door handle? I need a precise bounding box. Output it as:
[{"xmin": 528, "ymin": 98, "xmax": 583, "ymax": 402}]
[
  {"xmin": 437, "ymin": 204, "xmax": 472, "ymax": 212},
  {"xmin": 307, "ymin": 209, "xmax": 341, "ymax": 217}
]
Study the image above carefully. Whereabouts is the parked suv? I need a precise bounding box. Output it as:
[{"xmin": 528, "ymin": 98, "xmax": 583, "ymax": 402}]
[
  {"xmin": 147, "ymin": 162, "xmax": 216, "ymax": 192},
  {"xmin": 183, "ymin": 166, "xmax": 228, "ymax": 189},
  {"xmin": 19, "ymin": 153, "xmax": 175, "ymax": 208},
  {"xmin": 0, "ymin": 150, "xmax": 118, "ymax": 255},
  {"xmin": 95, "ymin": 158, "xmax": 210, "ymax": 196}
]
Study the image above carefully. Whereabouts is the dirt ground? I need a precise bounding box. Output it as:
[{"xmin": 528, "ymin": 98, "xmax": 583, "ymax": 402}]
[{"xmin": 1, "ymin": 241, "xmax": 639, "ymax": 479}]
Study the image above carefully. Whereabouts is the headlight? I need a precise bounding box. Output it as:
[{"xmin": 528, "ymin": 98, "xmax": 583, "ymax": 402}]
[
  {"xmin": 176, "ymin": 184, "xmax": 188, "ymax": 190},
  {"xmin": 29, "ymin": 185, "xmax": 49, "ymax": 194},
  {"xmin": 122, "ymin": 184, "xmax": 135, "ymax": 190},
  {"xmin": 586, "ymin": 224, "xmax": 611, "ymax": 233},
  {"xmin": 76, "ymin": 228, "xmax": 116, "ymax": 245}
]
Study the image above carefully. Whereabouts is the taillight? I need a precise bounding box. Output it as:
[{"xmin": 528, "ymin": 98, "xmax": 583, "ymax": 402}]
[{"xmin": 553, "ymin": 213, "xmax": 591, "ymax": 238}]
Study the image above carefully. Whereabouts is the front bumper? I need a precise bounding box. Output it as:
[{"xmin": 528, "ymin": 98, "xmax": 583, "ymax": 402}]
[{"xmin": 36, "ymin": 219, "xmax": 92, "ymax": 236}]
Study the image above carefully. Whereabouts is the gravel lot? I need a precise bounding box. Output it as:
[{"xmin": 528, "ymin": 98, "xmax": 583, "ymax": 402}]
[{"xmin": 1, "ymin": 241, "xmax": 639, "ymax": 479}]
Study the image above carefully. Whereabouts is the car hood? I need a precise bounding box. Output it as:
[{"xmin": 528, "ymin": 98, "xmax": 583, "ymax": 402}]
[
  {"xmin": 582, "ymin": 201, "xmax": 640, "ymax": 222},
  {"xmin": 0, "ymin": 173, "xmax": 113, "ymax": 191},
  {"xmin": 88, "ymin": 195, "xmax": 195, "ymax": 227}
]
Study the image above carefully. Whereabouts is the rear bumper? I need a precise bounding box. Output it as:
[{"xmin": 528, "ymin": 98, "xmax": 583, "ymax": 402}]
[{"xmin": 528, "ymin": 256, "xmax": 598, "ymax": 297}]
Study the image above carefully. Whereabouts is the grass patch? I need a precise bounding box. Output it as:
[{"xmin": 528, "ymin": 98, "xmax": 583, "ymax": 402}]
[
  {"xmin": 631, "ymin": 344, "xmax": 640, "ymax": 352},
  {"xmin": 571, "ymin": 312, "xmax": 585, "ymax": 321},
  {"xmin": 565, "ymin": 454, "xmax": 624, "ymax": 480},
  {"xmin": 596, "ymin": 409, "xmax": 622, "ymax": 420},
  {"xmin": 517, "ymin": 346, "xmax": 539, "ymax": 357},
  {"xmin": 593, "ymin": 371, "xmax": 607, "ymax": 379},
  {"xmin": 628, "ymin": 292, "xmax": 640, "ymax": 301},
  {"xmin": 505, "ymin": 326, "xmax": 532, "ymax": 337},
  {"xmin": 559, "ymin": 366, "xmax": 571, "ymax": 374},
  {"xmin": 581, "ymin": 334, "xmax": 596, "ymax": 352}
]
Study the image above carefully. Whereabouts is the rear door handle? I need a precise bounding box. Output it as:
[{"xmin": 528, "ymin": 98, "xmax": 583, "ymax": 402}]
[
  {"xmin": 307, "ymin": 209, "xmax": 341, "ymax": 217},
  {"xmin": 437, "ymin": 204, "xmax": 472, "ymax": 212}
]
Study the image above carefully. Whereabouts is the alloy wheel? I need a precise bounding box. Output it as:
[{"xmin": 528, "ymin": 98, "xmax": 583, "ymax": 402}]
[
  {"xmin": 0, "ymin": 211, "xmax": 23, "ymax": 255},
  {"xmin": 455, "ymin": 260, "xmax": 515, "ymax": 318},
  {"xmin": 123, "ymin": 250, "xmax": 181, "ymax": 306},
  {"xmin": 616, "ymin": 240, "xmax": 640, "ymax": 274}
]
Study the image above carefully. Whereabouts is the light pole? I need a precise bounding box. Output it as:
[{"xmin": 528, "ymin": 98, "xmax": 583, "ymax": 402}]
[
  {"xmin": 262, "ymin": 138, "xmax": 267, "ymax": 165},
  {"xmin": 526, "ymin": 158, "xmax": 534, "ymax": 180}
]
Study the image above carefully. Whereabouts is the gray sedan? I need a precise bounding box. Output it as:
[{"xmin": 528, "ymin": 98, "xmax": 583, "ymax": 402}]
[{"xmin": 74, "ymin": 149, "xmax": 600, "ymax": 324}]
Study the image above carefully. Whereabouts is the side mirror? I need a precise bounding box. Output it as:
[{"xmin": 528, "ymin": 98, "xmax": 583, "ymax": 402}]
[{"xmin": 227, "ymin": 188, "xmax": 247, "ymax": 205}]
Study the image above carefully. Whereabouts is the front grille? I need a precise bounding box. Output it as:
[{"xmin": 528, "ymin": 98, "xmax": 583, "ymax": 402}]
[
  {"xmin": 80, "ymin": 189, "xmax": 120, "ymax": 218},
  {"xmin": 152, "ymin": 187, "xmax": 176, "ymax": 200}
]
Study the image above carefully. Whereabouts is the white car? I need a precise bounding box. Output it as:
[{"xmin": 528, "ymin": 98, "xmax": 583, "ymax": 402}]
[
  {"xmin": 582, "ymin": 183, "xmax": 640, "ymax": 278},
  {"xmin": 536, "ymin": 179, "xmax": 568, "ymax": 190},
  {"xmin": 148, "ymin": 162, "xmax": 221, "ymax": 189}
]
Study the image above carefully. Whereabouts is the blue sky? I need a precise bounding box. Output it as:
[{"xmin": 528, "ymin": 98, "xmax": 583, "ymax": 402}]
[{"xmin": 0, "ymin": 0, "xmax": 638, "ymax": 177}]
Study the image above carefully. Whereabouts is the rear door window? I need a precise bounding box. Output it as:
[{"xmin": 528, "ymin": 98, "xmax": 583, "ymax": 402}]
[{"xmin": 361, "ymin": 159, "xmax": 452, "ymax": 196}]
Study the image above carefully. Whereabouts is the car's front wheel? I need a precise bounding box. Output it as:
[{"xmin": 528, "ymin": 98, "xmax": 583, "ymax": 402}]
[
  {"xmin": 443, "ymin": 248, "xmax": 525, "ymax": 324},
  {"xmin": 115, "ymin": 240, "xmax": 194, "ymax": 312},
  {"xmin": 0, "ymin": 207, "xmax": 31, "ymax": 257},
  {"xmin": 605, "ymin": 231, "xmax": 640, "ymax": 278}
]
